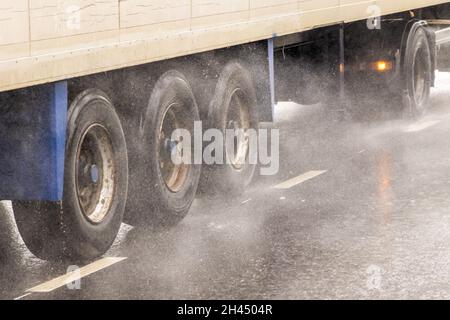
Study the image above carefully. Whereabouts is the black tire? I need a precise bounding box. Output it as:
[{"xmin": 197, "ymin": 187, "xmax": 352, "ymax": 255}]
[
  {"xmin": 13, "ymin": 89, "xmax": 128, "ymax": 262},
  {"xmin": 128, "ymin": 71, "xmax": 201, "ymax": 228},
  {"xmin": 200, "ymin": 62, "xmax": 259, "ymax": 195},
  {"xmin": 403, "ymin": 27, "xmax": 432, "ymax": 118}
]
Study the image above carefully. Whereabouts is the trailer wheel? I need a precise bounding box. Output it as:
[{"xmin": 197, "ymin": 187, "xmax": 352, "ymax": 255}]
[
  {"xmin": 129, "ymin": 71, "xmax": 201, "ymax": 227},
  {"xmin": 200, "ymin": 62, "xmax": 259, "ymax": 195},
  {"xmin": 13, "ymin": 89, "xmax": 128, "ymax": 261},
  {"xmin": 403, "ymin": 27, "xmax": 432, "ymax": 118}
]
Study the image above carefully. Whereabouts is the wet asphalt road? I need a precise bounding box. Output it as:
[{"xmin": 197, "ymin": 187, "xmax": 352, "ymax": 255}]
[{"xmin": 3, "ymin": 73, "xmax": 450, "ymax": 300}]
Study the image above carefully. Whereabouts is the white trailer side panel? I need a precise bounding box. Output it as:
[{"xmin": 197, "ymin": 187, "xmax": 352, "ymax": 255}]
[{"xmin": 0, "ymin": 0, "xmax": 447, "ymax": 92}]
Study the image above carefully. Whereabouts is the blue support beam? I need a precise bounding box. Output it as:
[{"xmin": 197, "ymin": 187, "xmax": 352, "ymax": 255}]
[
  {"xmin": 268, "ymin": 37, "xmax": 276, "ymax": 118},
  {"xmin": 0, "ymin": 81, "xmax": 67, "ymax": 201}
]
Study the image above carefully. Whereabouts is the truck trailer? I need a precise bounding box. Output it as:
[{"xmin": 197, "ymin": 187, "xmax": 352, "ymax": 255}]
[{"xmin": 1, "ymin": 0, "xmax": 450, "ymax": 262}]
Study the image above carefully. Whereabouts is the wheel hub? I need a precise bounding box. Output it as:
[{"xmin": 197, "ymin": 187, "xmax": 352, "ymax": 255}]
[
  {"xmin": 90, "ymin": 164, "xmax": 99, "ymax": 184},
  {"xmin": 226, "ymin": 89, "xmax": 251, "ymax": 171},
  {"xmin": 158, "ymin": 104, "xmax": 190, "ymax": 193},
  {"xmin": 412, "ymin": 47, "xmax": 429, "ymax": 109},
  {"xmin": 76, "ymin": 124, "xmax": 115, "ymax": 224}
]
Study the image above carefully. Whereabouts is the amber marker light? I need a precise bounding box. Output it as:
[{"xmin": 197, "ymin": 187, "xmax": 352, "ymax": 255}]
[{"xmin": 372, "ymin": 60, "xmax": 393, "ymax": 72}]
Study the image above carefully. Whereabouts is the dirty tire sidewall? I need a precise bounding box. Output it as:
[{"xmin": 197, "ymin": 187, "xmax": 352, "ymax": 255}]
[
  {"xmin": 12, "ymin": 201, "xmax": 64, "ymax": 261},
  {"xmin": 138, "ymin": 71, "xmax": 201, "ymax": 227},
  {"xmin": 404, "ymin": 27, "xmax": 432, "ymax": 118},
  {"xmin": 201, "ymin": 62, "xmax": 259, "ymax": 195},
  {"xmin": 64, "ymin": 90, "xmax": 128, "ymax": 260},
  {"xmin": 13, "ymin": 89, "xmax": 128, "ymax": 262}
]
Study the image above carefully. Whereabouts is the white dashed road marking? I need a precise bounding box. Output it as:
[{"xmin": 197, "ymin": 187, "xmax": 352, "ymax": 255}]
[
  {"xmin": 26, "ymin": 257, "xmax": 127, "ymax": 294},
  {"xmin": 273, "ymin": 170, "xmax": 327, "ymax": 190},
  {"xmin": 14, "ymin": 293, "xmax": 32, "ymax": 300},
  {"xmin": 404, "ymin": 120, "xmax": 441, "ymax": 133}
]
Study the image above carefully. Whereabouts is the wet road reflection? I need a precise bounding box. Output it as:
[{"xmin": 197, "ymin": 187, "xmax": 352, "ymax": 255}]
[{"xmin": 3, "ymin": 73, "xmax": 450, "ymax": 299}]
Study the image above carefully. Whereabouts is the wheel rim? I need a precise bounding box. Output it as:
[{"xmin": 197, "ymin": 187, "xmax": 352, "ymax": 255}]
[
  {"xmin": 76, "ymin": 124, "xmax": 116, "ymax": 224},
  {"xmin": 413, "ymin": 47, "xmax": 428, "ymax": 108},
  {"xmin": 158, "ymin": 103, "xmax": 190, "ymax": 193},
  {"xmin": 226, "ymin": 88, "xmax": 251, "ymax": 171}
]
